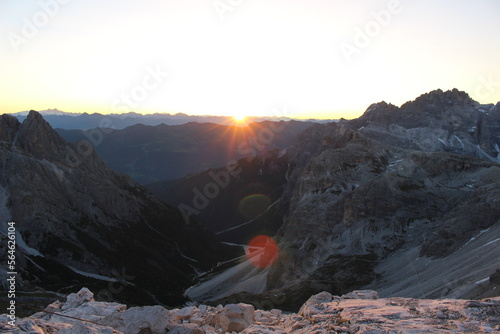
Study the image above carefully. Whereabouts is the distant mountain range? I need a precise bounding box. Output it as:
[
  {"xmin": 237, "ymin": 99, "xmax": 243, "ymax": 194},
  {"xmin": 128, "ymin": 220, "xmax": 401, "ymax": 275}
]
[
  {"xmin": 57, "ymin": 120, "xmax": 315, "ymax": 184},
  {"xmin": 9, "ymin": 109, "xmax": 334, "ymax": 130}
]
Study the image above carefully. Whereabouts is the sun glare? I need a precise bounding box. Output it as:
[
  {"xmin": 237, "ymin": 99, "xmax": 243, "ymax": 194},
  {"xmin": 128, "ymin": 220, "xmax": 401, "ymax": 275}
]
[{"xmin": 233, "ymin": 115, "xmax": 247, "ymax": 123}]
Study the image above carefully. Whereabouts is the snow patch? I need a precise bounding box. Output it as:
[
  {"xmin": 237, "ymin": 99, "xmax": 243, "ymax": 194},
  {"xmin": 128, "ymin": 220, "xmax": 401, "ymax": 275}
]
[
  {"xmin": 175, "ymin": 242, "xmax": 198, "ymax": 263},
  {"xmin": 475, "ymin": 277, "xmax": 489, "ymax": 285},
  {"xmin": 215, "ymin": 199, "xmax": 281, "ymax": 235},
  {"xmin": 453, "ymin": 135, "xmax": 464, "ymax": 150},
  {"xmin": 0, "ymin": 186, "xmax": 44, "ymax": 257},
  {"xmin": 66, "ymin": 266, "xmax": 119, "ymax": 282},
  {"xmin": 481, "ymin": 238, "xmax": 500, "ymax": 248},
  {"xmin": 41, "ymin": 159, "xmax": 65, "ymax": 182},
  {"xmin": 462, "ymin": 228, "xmax": 490, "ymax": 248},
  {"xmin": 16, "ymin": 231, "xmax": 43, "ymax": 257},
  {"xmin": 221, "ymin": 242, "xmax": 247, "ymax": 248},
  {"xmin": 435, "ymin": 136, "xmax": 447, "ymax": 147}
]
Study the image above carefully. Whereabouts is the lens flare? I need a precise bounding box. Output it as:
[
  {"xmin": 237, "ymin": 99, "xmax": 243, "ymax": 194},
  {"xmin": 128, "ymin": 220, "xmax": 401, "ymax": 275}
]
[
  {"xmin": 246, "ymin": 235, "xmax": 279, "ymax": 268},
  {"xmin": 238, "ymin": 194, "xmax": 272, "ymax": 219}
]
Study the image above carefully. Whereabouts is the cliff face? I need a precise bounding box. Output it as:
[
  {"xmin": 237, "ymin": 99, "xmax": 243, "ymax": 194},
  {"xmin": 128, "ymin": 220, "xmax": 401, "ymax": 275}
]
[
  {"xmin": 266, "ymin": 122, "xmax": 500, "ymax": 307},
  {"xmin": 187, "ymin": 89, "xmax": 500, "ymax": 311},
  {"xmin": 0, "ymin": 111, "xmax": 226, "ymax": 306},
  {"xmin": 348, "ymin": 88, "xmax": 500, "ymax": 161},
  {"xmin": 263, "ymin": 89, "xmax": 500, "ymax": 308}
]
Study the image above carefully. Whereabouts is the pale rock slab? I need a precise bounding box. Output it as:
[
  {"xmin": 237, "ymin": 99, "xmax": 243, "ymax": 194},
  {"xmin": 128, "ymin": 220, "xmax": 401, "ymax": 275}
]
[{"xmin": 215, "ymin": 303, "xmax": 255, "ymax": 332}]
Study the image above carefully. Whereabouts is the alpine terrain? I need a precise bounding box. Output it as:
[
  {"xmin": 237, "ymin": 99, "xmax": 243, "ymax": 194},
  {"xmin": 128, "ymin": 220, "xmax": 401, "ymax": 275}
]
[{"xmin": 0, "ymin": 111, "xmax": 227, "ymax": 308}]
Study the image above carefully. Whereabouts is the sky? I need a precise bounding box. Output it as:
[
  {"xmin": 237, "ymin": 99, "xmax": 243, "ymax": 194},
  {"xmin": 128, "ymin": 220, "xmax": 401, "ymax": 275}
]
[{"xmin": 1, "ymin": 0, "xmax": 499, "ymax": 119}]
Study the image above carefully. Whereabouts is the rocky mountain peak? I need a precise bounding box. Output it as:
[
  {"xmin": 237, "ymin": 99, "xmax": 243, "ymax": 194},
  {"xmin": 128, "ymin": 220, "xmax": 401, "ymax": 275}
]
[
  {"xmin": 0, "ymin": 113, "xmax": 21, "ymax": 143},
  {"xmin": 354, "ymin": 101, "xmax": 401, "ymax": 125},
  {"xmin": 15, "ymin": 110, "xmax": 69, "ymax": 160},
  {"xmin": 353, "ymin": 89, "xmax": 478, "ymax": 127},
  {"xmin": 401, "ymin": 88, "xmax": 477, "ymax": 112}
]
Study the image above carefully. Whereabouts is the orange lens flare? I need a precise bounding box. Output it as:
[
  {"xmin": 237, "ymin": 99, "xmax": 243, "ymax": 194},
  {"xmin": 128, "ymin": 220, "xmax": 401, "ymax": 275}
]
[{"xmin": 246, "ymin": 235, "xmax": 279, "ymax": 268}]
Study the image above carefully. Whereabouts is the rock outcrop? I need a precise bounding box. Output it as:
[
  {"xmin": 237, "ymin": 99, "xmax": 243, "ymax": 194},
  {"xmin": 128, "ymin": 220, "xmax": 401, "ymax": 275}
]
[
  {"xmin": 0, "ymin": 111, "xmax": 226, "ymax": 306},
  {"xmin": 263, "ymin": 90, "xmax": 500, "ymax": 308},
  {"xmin": 347, "ymin": 88, "xmax": 500, "ymax": 161},
  {"xmin": 2, "ymin": 288, "xmax": 500, "ymax": 333}
]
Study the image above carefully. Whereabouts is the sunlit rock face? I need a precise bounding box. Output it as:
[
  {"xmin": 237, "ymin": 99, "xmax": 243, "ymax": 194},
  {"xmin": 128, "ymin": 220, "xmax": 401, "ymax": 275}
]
[{"xmin": 0, "ymin": 111, "xmax": 226, "ymax": 306}]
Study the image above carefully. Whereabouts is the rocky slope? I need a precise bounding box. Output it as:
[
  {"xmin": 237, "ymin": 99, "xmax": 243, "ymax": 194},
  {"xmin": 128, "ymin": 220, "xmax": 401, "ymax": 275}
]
[
  {"xmin": 186, "ymin": 89, "xmax": 500, "ymax": 311},
  {"xmin": 3, "ymin": 288, "xmax": 500, "ymax": 333},
  {"xmin": 0, "ymin": 111, "xmax": 227, "ymax": 307}
]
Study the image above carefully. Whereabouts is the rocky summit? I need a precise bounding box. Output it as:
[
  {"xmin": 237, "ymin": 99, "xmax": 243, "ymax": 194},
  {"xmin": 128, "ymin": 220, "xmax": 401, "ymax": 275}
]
[
  {"xmin": 2, "ymin": 287, "xmax": 500, "ymax": 333},
  {"xmin": 0, "ymin": 111, "xmax": 226, "ymax": 306}
]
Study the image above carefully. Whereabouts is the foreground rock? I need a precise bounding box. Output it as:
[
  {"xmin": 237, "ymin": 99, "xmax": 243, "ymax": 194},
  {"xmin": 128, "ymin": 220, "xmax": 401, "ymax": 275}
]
[{"xmin": 2, "ymin": 288, "xmax": 500, "ymax": 333}]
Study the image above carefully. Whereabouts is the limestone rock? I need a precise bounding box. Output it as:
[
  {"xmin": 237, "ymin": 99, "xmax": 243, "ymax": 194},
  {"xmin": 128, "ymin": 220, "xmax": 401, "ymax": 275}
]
[
  {"xmin": 4, "ymin": 289, "xmax": 500, "ymax": 334},
  {"xmin": 215, "ymin": 303, "xmax": 255, "ymax": 332},
  {"xmin": 56, "ymin": 321, "xmax": 118, "ymax": 334},
  {"xmin": 341, "ymin": 290, "xmax": 379, "ymax": 300},
  {"xmin": 62, "ymin": 288, "xmax": 94, "ymax": 311},
  {"xmin": 175, "ymin": 306, "xmax": 197, "ymax": 321},
  {"xmin": 100, "ymin": 305, "xmax": 175, "ymax": 334}
]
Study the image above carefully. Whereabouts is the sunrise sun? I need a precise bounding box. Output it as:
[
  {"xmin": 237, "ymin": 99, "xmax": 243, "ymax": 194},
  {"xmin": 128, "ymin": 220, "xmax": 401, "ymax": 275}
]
[{"xmin": 233, "ymin": 114, "xmax": 247, "ymax": 123}]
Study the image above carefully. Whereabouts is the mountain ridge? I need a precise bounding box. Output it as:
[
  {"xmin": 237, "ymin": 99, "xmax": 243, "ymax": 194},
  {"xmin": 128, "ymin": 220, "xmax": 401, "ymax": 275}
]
[
  {"xmin": 0, "ymin": 110, "xmax": 228, "ymax": 307},
  {"xmin": 9, "ymin": 109, "xmax": 332, "ymax": 130}
]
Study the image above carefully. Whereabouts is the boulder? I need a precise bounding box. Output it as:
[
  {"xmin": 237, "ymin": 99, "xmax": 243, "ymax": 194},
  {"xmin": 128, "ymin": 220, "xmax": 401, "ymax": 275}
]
[
  {"xmin": 100, "ymin": 305, "xmax": 175, "ymax": 334},
  {"xmin": 175, "ymin": 306, "xmax": 197, "ymax": 321},
  {"xmin": 341, "ymin": 290, "xmax": 379, "ymax": 300},
  {"xmin": 168, "ymin": 323, "xmax": 205, "ymax": 334},
  {"xmin": 61, "ymin": 287, "xmax": 94, "ymax": 311},
  {"xmin": 56, "ymin": 321, "xmax": 118, "ymax": 334},
  {"xmin": 215, "ymin": 303, "xmax": 255, "ymax": 332},
  {"xmin": 298, "ymin": 291, "xmax": 333, "ymax": 317}
]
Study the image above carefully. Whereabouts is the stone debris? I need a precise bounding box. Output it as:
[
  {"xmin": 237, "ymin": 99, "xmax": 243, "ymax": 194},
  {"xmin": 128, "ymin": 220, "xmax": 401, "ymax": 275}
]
[{"xmin": 2, "ymin": 288, "xmax": 500, "ymax": 333}]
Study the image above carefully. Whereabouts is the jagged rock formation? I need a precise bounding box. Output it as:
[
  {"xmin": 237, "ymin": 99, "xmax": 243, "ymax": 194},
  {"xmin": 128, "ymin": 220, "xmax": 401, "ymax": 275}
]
[
  {"xmin": 0, "ymin": 111, "xmax": 226, "ymax": 306},
  {"xmin": 265, "ymin": 120, "xmax": 500, "ymax": 309},
  {"xmin": 347, "ymin": 88, "xmax": 500, "ymax": 161},
  {"xmin": 3, "ymin": 288, "xmax": 500, "ymax": 333},
  {"xmin": 186, "ymin": 89, "xmax": 500, "ymax": 311}
]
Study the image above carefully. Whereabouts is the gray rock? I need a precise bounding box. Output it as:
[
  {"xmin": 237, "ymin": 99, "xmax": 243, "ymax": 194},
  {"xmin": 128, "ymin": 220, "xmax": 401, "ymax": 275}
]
[
  {"xmin": 342, "ymin": 290, "xmax": 379, "ymax": 300},
  {"xmin": 62, "ymin": 288, "xmax": 94, "ymax": 311},
  {"xmin": 100, "ymin": 305, "xmax": 175, "ymax": 334},
  {"xmin": 175, "ymin": 306, "xmax": 197, "ymax": 321},
  {"xmin": 215, "ymin": 303, "xmax": 255, "ymax": 332}
]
